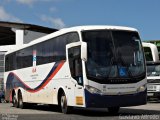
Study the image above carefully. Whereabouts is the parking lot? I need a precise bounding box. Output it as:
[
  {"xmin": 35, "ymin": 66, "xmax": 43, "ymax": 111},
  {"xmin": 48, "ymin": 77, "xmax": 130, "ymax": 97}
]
[{"xmin": 0, "ymin": 101, "xmax": 160, "ymax": 120}]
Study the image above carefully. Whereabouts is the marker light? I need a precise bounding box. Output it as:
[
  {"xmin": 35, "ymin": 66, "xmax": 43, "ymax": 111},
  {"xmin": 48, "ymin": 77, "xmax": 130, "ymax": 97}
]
[{"xmin": 76, "ymin": 96, "xmax": 83, "ymax": 105}]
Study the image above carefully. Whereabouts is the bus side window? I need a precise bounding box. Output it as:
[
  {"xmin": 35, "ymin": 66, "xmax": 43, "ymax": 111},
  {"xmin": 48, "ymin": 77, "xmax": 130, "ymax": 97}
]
[{"xmin": 68, "ymin": 46, "xmax": 83, "ymax": 86}]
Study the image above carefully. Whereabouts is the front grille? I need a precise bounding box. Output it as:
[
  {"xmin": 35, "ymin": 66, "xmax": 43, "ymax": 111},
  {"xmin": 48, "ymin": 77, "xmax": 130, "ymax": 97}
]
[
  {"xmin": 148, "ymin": 89, "xmax": 156, "ymax": 92},
  {"xmin": 147, "ymin": 79, "xmax": 160, "ymax": 83},
  {"xmin": 147, "ymin": 84, "xmax": 158, "ymax": 92}
]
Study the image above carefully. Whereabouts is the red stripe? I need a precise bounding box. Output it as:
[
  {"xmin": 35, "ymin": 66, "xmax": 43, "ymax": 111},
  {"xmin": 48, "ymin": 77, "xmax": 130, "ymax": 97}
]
[
  {"xmin": 11, "ymin": 72, "xmax": 32, "ymax": 89},
  {"xmin": 27, "ymin": 60, "xmax": 65, "ymax": 93},
  {"xmin": 9, "ymin": 61, "xmax": 65, "ymax": 93}
]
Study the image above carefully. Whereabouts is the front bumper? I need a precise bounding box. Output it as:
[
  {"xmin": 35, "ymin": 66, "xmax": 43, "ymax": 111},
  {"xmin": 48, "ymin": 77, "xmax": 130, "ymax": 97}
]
[
  {"xmin": 85, "ymin": 89, "xmax": 147, "ymax": 108},
  {"xmin": 147, "ymin": 92, "xmax": 160, "ymax": 98}
]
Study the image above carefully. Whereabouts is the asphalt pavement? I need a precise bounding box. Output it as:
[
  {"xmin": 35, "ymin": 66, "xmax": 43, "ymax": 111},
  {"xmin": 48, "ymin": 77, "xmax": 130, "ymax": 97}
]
[{"xmin": 0, "ymin": 101, "xmax": 160, "ymax": 120}]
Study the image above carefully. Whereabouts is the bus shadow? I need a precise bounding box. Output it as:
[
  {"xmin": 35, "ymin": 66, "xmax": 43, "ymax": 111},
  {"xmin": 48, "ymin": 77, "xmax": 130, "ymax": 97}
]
[
  {"xmin": 11, "ymin": 104, "xmax": 160, "ymax": 117},
  {"xmin": 119, "ymin": 108, "xmax": 160, "ymax": 116},
  {"xmin": 147, "ymin": 100, "xmax": 160, "ymax": 103},
  {"xmin": 71, "ymin": 108, "xmax": 160, "ymax": 117},
  {"xmin": 10, "ymin": 104, "xmax": 61, "ymax": 113}
]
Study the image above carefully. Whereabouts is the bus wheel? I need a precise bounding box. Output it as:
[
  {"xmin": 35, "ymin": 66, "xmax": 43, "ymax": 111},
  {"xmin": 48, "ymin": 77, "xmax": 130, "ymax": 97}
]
[
  {"xmin": 12, "ymin": 93, "xmax": 18, "ymax": 108},
  {"xmin": 18, "ymin": 92, "xmax": 26, "ymax": 109},
  {"xmin": 60, "ymin": 93, "xmax": 70, "ymax": 114},
  {"xmin": 108, "ymin": 107, "xmax": 120, "ymax": 115}
]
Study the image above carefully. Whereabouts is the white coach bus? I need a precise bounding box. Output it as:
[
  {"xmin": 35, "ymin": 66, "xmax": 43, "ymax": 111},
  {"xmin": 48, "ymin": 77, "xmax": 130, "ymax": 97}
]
[
  {"xmin": 143, "ymin": 42, "xmax": 160, "ymax": 100},
  {"xmin": 4, "ymin": 26, "xmax": 147, "ymax": 114}
]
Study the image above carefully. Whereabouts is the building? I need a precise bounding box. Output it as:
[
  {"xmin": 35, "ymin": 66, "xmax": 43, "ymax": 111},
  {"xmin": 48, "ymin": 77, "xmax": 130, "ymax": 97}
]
[{"xmin": 0, "ymin": 21, "xmax": 57, "ymax": 91}]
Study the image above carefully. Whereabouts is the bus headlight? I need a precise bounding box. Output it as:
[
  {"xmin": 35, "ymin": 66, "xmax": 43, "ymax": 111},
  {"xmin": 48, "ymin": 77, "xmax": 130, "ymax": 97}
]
[
  {"xmin": 137, "ymin": 85, "xmax": 146, "ymax": 92},
  {"xmin": 85, "ymin": 85, "xmax": 102, "ymax": 94}
]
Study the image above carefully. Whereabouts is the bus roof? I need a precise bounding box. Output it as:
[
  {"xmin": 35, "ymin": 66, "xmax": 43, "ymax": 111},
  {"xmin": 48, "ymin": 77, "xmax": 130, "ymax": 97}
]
[
  {"xmin": 62, "ymin": 25, "xmax": 138, "ymax": 32},
  {"xmin": 5, "ymin": 25, "xmax": 138, "ymax": 55}
]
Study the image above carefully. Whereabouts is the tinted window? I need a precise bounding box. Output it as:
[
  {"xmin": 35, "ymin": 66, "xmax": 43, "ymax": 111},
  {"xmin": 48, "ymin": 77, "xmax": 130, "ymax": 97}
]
[
  {"xmin": 68, "ymin": 46, "xmax": 83, "ymax": 85},
  {"xmin": 82, "ymin": 30, "xmax": 145, "ymax": 84},
  {"xmin": 17, "ymin": 47, "xmax": 32, "ymax": 69},
  {"xmin": 143, "ymin": 47, "xmax": 153, "ymax": 61},
  {"xmin": 67, "ymin": 32, "xmax": 79, "ymax": 43},
  {"xmin": 5, "ymin": 32, "xmax": 80, "ymax": 71},
  {"xmin": 5, "ymin": 53, "xmax": 16, "ymax": 71}
]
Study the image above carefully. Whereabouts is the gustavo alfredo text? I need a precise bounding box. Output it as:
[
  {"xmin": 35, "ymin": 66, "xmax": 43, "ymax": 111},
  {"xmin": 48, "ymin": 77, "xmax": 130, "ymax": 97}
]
[{"xmin": 119, "ymin": 114, "xmax": 159, "ymax": 120}]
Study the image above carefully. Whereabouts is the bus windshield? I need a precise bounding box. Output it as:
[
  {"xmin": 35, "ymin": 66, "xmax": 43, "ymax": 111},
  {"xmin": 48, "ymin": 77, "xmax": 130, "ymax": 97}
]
[
  {"xmin": 82, "ymin": 30, "xmax": 145, "ymax": 83},
  {"xmin": 147, "ymin": 62, "xmax": 160, "ymax": 76}
]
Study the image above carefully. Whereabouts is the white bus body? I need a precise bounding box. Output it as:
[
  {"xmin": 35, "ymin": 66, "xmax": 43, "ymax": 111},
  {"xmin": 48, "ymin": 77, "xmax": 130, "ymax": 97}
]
[
  {"xmin": 143, "ymin": 42, "xmax": 160, "ymax": 100},
  {"xmin": 4, "ymin": 26, "xmax": 147, "ymax": 114}
]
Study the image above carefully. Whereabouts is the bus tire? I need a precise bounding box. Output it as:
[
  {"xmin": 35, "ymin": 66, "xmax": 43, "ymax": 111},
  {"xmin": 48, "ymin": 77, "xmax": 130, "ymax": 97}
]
[
  {"xmin": 108, "ymin": 107, "xmax": 120, "ymax": 115},
  {"xmin": 60, "ymin": 92, "xmax": 71, "ymax": 114},
  {"xmin": 12, "ymin": 93, "xmax": 18, "ymax": 108},
  {"xmin": 18, "ymin": 91, "xmax": 26, "ymax": 109}
]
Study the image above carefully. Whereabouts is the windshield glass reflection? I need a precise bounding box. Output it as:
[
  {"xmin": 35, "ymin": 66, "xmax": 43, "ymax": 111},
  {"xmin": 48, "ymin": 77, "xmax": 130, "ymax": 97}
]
[{"xmin": 82, "ymin": 30, "xmax": 145, "ymax": 82}]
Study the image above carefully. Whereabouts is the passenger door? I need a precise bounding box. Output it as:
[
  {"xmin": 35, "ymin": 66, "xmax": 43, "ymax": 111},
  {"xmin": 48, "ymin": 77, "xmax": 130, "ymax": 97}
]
[{"xmin": 67, "ymin": 44, "xmax": 84, "ymax": 106}]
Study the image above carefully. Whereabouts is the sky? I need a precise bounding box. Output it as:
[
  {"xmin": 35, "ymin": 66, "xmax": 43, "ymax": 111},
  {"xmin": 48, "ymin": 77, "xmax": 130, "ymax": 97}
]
[{"xmin": 0, "ymin": 0, "xmax": 160, "ymax": 41}]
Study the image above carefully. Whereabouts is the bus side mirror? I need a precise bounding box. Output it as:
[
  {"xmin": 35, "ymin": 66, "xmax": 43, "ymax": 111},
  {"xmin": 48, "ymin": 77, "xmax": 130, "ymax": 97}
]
[{"xmin": 81, "ymin": 42, "xmax": 87, "ymax": 61}]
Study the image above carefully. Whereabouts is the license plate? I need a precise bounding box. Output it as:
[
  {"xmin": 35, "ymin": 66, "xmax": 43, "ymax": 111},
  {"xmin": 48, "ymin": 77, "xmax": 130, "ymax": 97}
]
[
  {"xmin": 148, "ymin": 85, "xmax": 153, "ymax": 90},
  {"xmin": 147, "ymin": 85, "xmax": 155, "ymax": 90},
  {"xmin": 147, "ymin": 93, "xmax": 154, "ymax": 96}
]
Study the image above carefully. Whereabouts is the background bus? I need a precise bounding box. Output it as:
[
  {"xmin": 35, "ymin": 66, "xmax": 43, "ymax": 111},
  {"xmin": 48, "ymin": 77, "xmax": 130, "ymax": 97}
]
[
  {"xmin": 143, "ymin": 40, "xmax": 160, "ymax": 59},
  {"xmin": 0, "ymin": 21, "xmax": 57, "ymax": 101},
  {"xmin": 143, "ymin": 42, "xmax": 160, "ymax": 100},
  {"xmin": 4, "ymin": 26, "xmax": 146, "ymax": 114},
  {"xmin": 142, "ymin": 42, "xmax": 159, "ymax": 62}
]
